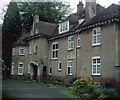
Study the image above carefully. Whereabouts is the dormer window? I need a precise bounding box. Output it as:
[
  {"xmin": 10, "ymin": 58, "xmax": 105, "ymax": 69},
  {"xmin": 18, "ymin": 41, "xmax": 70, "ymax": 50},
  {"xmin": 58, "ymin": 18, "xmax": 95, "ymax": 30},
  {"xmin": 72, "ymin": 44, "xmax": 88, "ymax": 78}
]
[{"xmin": 58, "ymin": 20, "xmax": 69, "ymax": 34}]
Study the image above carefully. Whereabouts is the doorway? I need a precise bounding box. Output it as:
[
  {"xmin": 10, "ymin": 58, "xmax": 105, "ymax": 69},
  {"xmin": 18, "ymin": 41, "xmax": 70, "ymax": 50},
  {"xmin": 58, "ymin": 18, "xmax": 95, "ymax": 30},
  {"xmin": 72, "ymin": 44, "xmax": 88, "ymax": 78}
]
[
  {"xmin": 32, "ymin": 64, "xmax": 38, "ymax": 80},
  {"xmin": 43, "ymin": 66, "xmax": 47, "ymax": 77}
]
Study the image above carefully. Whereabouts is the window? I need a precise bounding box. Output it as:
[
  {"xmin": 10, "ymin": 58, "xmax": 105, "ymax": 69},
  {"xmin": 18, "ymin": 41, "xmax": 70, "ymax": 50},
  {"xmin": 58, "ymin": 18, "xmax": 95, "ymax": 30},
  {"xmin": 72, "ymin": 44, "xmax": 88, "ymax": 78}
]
[
  {"xmin": 52, "ymin": 42, "xmax": 58, "ymax": 59},
  {"xmin": 11, "ymin": 62, "xmax": 14, "ymax": 75},
  {"xmin": 28, "ymin": 64, "xmax": 31, "ymax": 73},
  {"xmin": 35, "ymin": 28, "xmax": 39, "ymax": 34},
  {"xmin": 68, "ymin": 36, "xmax": 73, "ymax": 50},
  {"xmin": 77, "ymin": 37, "xmax": 81, "ymax": 48},
  {"xmin": 59, "ymin": 20, "xmax": 69, "ymax": 34},
  {"xmin": 49, "ymin": 67, "xmax": 52, "ymax": 75},
  {"xmin": 67, "ymin": 60, "xmax": 73, "ymax": 75},
  {"xmin": 58, "ymin": 61, "xmax": 62, "ymax": 71},
  {"xmin": 92, "ymin": 56, "xmax": 101, "ymax": 75},
  {"xmin": 12, "ymin": 48, "xmax": 15, "ymax": 55},
  {"xmin": 29, "ymin": 46, "xmax": 32, "ymax": 55},
  {"xmin": 18, "ymin": 62, "xmax": 24, "ymax": 75},
  {"xmin": 19, "ymin": 47, "xmax": 25, "ymax": 55},
  {"xmin": 92, "ymin": 27, "xmax": 101, "ymax": 46},
  {"xmin": 34, "ymin": 46, "xmax": 38, "ymax": 54}
]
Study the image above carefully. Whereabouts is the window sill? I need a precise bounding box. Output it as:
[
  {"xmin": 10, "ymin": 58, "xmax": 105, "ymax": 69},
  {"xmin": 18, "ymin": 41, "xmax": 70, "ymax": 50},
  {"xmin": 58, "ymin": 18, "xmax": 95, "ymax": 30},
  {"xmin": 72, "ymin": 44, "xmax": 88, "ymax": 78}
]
[
  {"xmin": 67, "ymin": 74, "xmax": 73, "ymax": 76},
  {"xmin": 77, "ymin": 46, "xmax": 81, "ymax": 49},
  {"xmin": 18, "ymin": 74, "xmax": 24, "ymax": 76},
  {"xmin": 58, "ymin": 69, "xmax": 62, "ymax": 72},
  {"xmin": 92, "ymin": 43, "xmax": 101, "ymax": 47},
  {"xmin": 51, "ymin": 58, "xmax": 58, "ymax": 61},
  {"xmin": 19, "ymin": 54, "xmax": 25, "ymax": 56},
  {"xmin": 92, "ymin": 74, "xmax": 101, "ymax": 76},
  {"xmin": 67, "ymin": 49, "xmax": 73, "ymax": 51}
]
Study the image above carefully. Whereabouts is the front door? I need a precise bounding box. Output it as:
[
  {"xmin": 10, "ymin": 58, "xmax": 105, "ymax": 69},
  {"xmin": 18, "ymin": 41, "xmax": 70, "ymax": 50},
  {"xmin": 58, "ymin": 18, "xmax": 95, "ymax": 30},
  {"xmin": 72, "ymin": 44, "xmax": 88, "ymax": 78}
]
[
  {"xmin": 33, "ymin": 65, "xmax": 38, "ymax": 80},
  {"xmin": 43, "ymin": 66, "xmax": 47, "ymax": 77}
]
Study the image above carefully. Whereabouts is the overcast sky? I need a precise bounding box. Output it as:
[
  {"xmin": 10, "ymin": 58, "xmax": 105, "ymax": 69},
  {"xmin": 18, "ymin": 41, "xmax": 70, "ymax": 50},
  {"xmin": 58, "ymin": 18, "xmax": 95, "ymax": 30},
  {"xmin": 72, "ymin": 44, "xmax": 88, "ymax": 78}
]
[{"xmin": 0, "ymin": 0, "xmax": 120, "ymax": 24}]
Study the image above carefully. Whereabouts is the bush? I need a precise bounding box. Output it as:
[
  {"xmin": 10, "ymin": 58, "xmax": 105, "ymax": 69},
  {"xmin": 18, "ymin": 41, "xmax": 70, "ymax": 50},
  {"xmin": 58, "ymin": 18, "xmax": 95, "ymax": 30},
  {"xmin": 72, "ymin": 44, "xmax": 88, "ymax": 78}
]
[{"xmin": 73, "ymin": 77, "xmax": 94, "ymax": 95}]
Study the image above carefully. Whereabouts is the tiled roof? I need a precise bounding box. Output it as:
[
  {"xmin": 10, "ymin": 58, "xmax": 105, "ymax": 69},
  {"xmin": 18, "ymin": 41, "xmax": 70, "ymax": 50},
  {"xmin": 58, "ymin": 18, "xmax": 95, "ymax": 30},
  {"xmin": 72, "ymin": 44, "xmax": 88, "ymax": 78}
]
[
  {"xmin": 14, "ymin": 32, "xmax": 29, "ymax": 46},
  {"xmin": 78, "ymin": 4, "xmax": 120, "ymax": 28},
  {"xmin": 35, "ymin": 21, "xmax": 57, "ymax": 36}
]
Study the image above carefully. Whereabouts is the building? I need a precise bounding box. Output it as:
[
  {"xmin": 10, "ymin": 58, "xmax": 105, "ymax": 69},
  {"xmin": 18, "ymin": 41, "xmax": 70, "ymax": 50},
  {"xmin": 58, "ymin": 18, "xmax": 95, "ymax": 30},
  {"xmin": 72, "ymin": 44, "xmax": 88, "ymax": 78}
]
[{"xmin": 11, "ymin": 0, "xmax": 120, "ymax": 86}]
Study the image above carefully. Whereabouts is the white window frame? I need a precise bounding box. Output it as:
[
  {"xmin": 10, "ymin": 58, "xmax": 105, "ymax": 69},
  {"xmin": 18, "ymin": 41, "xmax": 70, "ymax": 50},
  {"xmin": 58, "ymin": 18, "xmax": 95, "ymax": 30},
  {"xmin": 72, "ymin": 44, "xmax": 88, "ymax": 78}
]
[
  {"xmin": 49, "ymin": 66, "xmax": 52, "ymax": 75},
  {"xmin": 12, "ymin": 48, "xmax": 15, "ymax": 56},
  {"xmin": 28, "ymin": 64, "xmax": 31, "ymax": 73},
  {"xmin": 92, "ymin": 56, "xmax": 101, "ymax": 75},
  {"xmin": 34, "ymin": 45, "xmax": 38, "ymax": 54},
  {"xmin": 18, "ymin": 62, "xmax": 24, "ymax": 75},
  {"xmin": 29, "ymin": 46, "xmax": 32, "ymax": 55},
  {"xmin": 67, "ymin": 60, "xmax": 73, "ymax": 75},
  {"xmin": 77, "ymin": 37, "xmax": 81, "ymax": 48},
  {"xmin": 58, "ymin": 61, "xmax": 62, "ymax": 71},
  {"xmin": 19, "ymin": 47, "xmax": 25, "ymax": 55},
  {"xmin": 92, "ymin": 27, "xmax": 101, "ymax": 46},
  {"xmin": 35, "ymin": 28, "xmax": 39, "ymax": 34},
  {"xmin": 51, "ymin": 42, "xmax": 58, "ymax": 59},
  {"xmin": 11, "ymin": 62, "xmax": 14, "ymax": 75},
  {"xmin": 59, "ymin": 20, "xmax": 69, "ymax": 34},
  {"xmin": 68, "ymin": 36, "xmax": 74, "ymax": 50}
]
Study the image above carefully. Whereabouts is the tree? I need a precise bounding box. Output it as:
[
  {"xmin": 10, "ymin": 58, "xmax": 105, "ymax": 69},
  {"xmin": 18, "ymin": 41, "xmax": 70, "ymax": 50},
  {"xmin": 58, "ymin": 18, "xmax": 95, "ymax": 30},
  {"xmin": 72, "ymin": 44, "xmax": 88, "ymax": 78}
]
[
  {"xmin": 18, "ymin": 1, "xmax": 71, "ymax": 32},
  {"xmin": 2, "ymin": 2, "xmax": 21, "ymax": 77}
]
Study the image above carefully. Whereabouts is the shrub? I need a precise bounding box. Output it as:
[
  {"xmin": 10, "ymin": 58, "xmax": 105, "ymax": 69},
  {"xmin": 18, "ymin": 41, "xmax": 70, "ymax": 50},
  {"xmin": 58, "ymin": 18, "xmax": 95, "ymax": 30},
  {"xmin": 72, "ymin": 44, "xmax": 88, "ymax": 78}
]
[{"xmin": 73, "ymin": 77, "xmax": 94, "ymax": 95}]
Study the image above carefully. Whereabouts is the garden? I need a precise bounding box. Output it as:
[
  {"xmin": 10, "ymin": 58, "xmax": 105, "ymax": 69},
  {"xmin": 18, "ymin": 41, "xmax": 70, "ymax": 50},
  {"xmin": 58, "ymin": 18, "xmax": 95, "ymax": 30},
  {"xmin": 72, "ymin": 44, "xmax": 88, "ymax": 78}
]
[{"xmin": 41, "ymin": 77, "xmax": 120, "ymax": 99}]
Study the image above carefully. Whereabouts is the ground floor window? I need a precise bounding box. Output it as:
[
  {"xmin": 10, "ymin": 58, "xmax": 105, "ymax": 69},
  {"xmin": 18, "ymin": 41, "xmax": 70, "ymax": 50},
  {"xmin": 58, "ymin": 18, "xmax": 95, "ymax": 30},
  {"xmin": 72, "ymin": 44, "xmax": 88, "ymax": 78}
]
[
  {"xmin": 67, "ymin": 60, "xmax": 73, "ymax": 75},
  {"xmin": 28, "ymin": 64, "xmax": 31, "ymax": 73},
  {"xmin": 18, "ymin": 62, "xmax": 24, "ymax": 75},
  {"xmin": 92, "ymin": 56, "xmax": 101, "ymax": 75},
  {"xmin": 58, "ymin": 61, "xmax": 62, "ymax": 71},
  {"xmin": 11, "ymin": 62, "xmax": 14, "ymax": 75},
  {"xmin": 49, "ymin": 66, "xmax": 52, "ymax": 75}
]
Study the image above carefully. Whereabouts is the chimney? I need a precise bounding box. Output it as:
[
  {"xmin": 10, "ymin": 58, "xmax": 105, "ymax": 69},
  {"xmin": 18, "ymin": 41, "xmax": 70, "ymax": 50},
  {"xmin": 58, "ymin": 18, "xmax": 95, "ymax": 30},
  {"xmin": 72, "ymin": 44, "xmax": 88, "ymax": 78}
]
[
  {"xmin": 34, "ymin": 9, "xmax": 39, "ymax": 23},
  {"xmin": 118, "ymin": 1, "xmax": 120, "ymax": 5},
  {"xmin": 85, "ymin": 0, "xmax": 96, "ymax": 21},
  {"xmin": 77, "ymin": 0, "xmax": 84, "ymax": 15}
]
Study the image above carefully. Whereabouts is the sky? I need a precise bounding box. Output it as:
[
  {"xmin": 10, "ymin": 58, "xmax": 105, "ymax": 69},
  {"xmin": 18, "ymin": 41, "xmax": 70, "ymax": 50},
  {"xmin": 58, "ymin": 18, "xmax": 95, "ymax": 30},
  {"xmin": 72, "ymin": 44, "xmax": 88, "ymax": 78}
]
[{"xmin": 0, "ymin": 0, "xmax": 120, "ymax": 24}]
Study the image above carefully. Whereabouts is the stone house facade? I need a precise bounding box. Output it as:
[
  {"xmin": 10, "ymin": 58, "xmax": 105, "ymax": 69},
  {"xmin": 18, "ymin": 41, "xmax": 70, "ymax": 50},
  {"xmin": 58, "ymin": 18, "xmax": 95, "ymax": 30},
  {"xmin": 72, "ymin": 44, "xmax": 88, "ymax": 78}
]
[{"xmin": 11, "ymin": 1, "xmax": 120, "ymax": 86}]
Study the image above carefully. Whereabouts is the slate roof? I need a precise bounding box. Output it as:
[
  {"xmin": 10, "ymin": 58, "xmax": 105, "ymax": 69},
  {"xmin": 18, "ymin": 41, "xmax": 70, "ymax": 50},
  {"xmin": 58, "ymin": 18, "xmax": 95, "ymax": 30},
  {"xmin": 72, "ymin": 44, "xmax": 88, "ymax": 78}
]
[
  {"xmin": 35, "ymin": 21, "xmax": 57, "ymax": 36},
  {"xmin": 77, "ymin": 4, "xmax": 120, "ymax": 28}
]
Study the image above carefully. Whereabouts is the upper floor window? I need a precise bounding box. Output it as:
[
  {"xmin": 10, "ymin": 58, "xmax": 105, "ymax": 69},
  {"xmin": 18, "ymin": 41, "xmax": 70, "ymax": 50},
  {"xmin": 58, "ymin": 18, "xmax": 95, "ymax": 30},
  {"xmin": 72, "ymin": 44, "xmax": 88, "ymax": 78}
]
[
  {"xmin": 58, "ymin": 61, "xmax": 62, "ymax": 71},
  {"xmin": 12, "ymin": 48, "xmax": 15, "ymax": 56},
  {"xmin": 34, "ymin": 46, "xmax": 38, "ymax": 54},
  {"xmin": 19, "ymin": 47, "xmax": 25, "ymax": 55},
  {"xmin": 52, "ymin": 42, "xmax": 58, "ymax": 59},
  {"xmin": 68, "ymin": 36, "xmax": 73, "ymax": 50},
  {"xmin": 77, "ymin": 37, "xmax": 81, "ymax": 48},
  {"xmin": 92, "ymin": 27, "xmax": 101, "ymax": 46},
  {"xmin": 67, "ymin": 60, "xmax": 73, "ymax": 75},
  {"xmin": 18, "ymin": 62, "xmax": 24, "ymax": 75},
  {"xmin": 92, "ymin": 56, "xmax": 101, "ymax": 75},
  {"xmin": 59, "ymin": 20, "xmax": 69, "ymax": 34}
]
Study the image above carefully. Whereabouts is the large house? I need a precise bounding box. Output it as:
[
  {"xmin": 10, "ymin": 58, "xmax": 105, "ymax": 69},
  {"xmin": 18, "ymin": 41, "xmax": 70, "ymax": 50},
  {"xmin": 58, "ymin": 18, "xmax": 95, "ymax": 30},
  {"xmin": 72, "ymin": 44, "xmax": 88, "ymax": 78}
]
[{"xmin": 11, "ymin": 0, "xmax": 120, "ymax": 86}]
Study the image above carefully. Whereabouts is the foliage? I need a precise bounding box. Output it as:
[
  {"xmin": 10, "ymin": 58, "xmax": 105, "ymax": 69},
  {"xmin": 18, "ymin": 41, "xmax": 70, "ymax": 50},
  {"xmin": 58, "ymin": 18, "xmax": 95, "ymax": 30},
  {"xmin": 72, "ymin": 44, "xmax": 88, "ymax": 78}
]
[
  {"xmin": 17, "ymin": 1, "xmax": 71, "ymax": 32},
  {"xmin": 73, "ymin": 77, "xmax": 94, "ymax": 95}
]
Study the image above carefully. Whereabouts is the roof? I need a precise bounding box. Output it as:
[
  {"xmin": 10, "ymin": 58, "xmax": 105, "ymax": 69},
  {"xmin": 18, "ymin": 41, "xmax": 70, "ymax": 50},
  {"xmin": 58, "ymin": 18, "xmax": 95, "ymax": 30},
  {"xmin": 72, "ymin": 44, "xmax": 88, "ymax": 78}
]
[
  {"xmin": 77, "ymin": 4, "xmax": 120, "ymax": 28},
  {"xmin": 13, "ymin": 30, "xmax": 29, "ymax": 46},
  {"xmin": 35, "ymin": 21, "xmax": 57, "ymax": 36}
]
